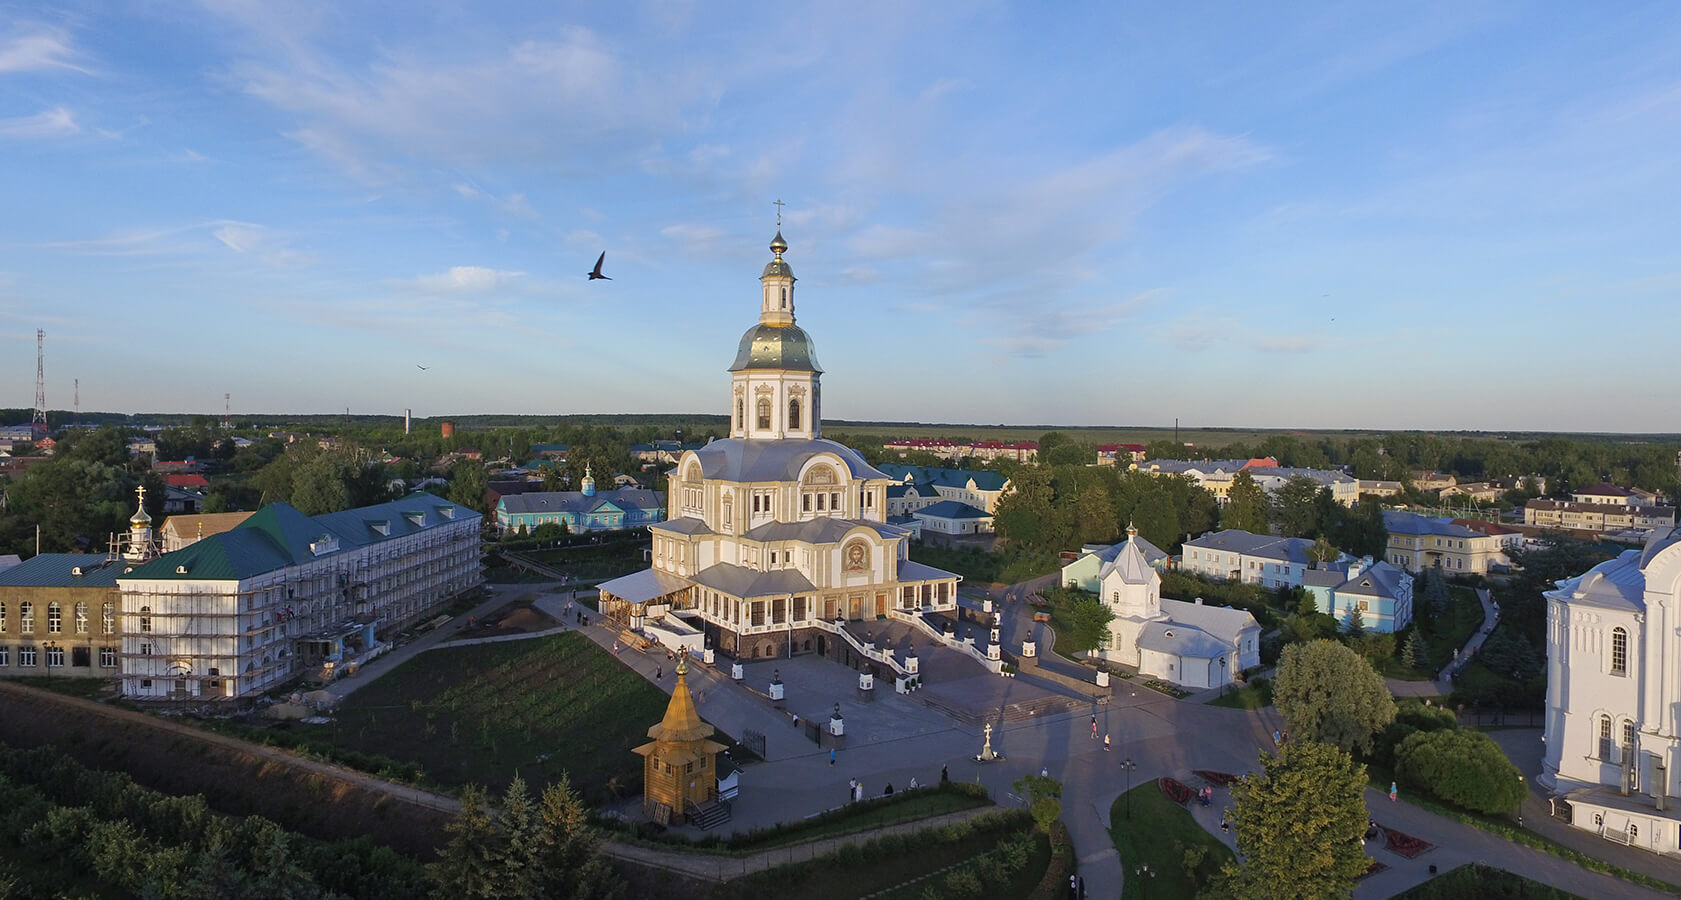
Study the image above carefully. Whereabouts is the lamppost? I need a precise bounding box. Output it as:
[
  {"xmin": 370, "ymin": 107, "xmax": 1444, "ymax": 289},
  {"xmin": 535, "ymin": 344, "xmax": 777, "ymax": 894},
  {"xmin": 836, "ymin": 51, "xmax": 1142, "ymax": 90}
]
[
  {"xmin": 1134, "ymin": 863, "xmax": 1155, "ymax": 899},
  {"xmin": 1120, "ymin": 757, "xmax": 1137, "ymax": 819}
]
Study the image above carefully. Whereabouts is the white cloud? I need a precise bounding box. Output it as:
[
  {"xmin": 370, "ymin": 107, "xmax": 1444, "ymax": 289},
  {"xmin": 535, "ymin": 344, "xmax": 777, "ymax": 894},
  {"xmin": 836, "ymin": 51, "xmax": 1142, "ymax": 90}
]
[
  {"xmin": 661, "ymin": 223, "xmax": 726, "ymax": 253},
  {"xmin": 0, "ymin": 26, "xmax": 89, "ymax": 74},
  {"xmin": 212, "ymin": 223, "xmax": 313, "ymax": 266},
  {"xmin": 397, "ymin": 266, "xmax": 526, "ymax": 295},
  {"xmin": 0, "ymin": 106, "xmax": 79, "ymax": 139}
]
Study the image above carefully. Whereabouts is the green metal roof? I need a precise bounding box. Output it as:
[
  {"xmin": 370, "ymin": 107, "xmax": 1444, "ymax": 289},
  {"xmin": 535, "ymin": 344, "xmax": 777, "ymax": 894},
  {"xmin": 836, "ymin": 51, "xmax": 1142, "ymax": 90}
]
[{"xmin": 121, "ymin": 492, "xmax": 480, "ymax": 583}]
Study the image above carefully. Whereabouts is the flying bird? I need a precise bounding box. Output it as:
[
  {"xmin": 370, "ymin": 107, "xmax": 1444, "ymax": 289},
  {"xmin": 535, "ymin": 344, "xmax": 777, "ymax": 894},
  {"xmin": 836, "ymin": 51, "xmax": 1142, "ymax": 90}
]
[
  {"xmin": 588, "ymin": 251, "xmax": 611, "ymax": 281},
  {"xmin": 416, "ymin": 364, "xmax": 429, "ymax": 370}
]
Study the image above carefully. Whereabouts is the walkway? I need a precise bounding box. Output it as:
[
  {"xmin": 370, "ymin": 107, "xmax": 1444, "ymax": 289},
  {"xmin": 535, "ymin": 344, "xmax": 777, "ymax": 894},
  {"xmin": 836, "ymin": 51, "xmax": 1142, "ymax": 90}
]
[
  {"xmin": 597, "ymin": 806, "xmax": 1000, "ymax": 883},
  {"xmin": 1384, "ymin": 586, "xmax": 1499, "ymax": 698}
]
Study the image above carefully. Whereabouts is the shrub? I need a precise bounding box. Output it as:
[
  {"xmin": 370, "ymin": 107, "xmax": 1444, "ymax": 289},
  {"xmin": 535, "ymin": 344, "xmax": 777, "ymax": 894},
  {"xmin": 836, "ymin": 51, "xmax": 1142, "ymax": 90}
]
[{"xmin": 1395, "ymin": 729, "xmax": 1525, "ymax": 815}]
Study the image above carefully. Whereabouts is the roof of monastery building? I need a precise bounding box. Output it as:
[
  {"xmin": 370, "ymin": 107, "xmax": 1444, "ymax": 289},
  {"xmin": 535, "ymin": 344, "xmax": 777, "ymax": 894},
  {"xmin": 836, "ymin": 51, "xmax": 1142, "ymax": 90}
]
[{"xmin": 691, "ymin": 438, "xmax": 885, "ymax": 483}]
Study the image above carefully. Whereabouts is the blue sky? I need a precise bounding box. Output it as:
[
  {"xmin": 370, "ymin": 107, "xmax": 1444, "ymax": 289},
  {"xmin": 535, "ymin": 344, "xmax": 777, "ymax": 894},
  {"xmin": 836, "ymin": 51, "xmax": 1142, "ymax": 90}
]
[{"xmin": 2, "ymin": 2, "xmax": 1678, "ymax": 431}]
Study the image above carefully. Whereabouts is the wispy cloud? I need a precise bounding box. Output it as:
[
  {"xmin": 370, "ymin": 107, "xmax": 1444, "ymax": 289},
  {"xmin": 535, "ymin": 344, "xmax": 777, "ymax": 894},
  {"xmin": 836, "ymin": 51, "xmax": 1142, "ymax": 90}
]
[
  {"xmin": 0, "ymin": 25, "xmax": 89, "ymax": 74},
  {"xmin": 212, "ymin": 223, "xmax": 313, "ymax": 266},
  {"xmin": 452, "ymin": 182, "xmax": 538, "ymax": 219},
  {"xmin": 393, "ymin": 266, "xmax": 527, "ymax": 295},
  {"xmin": 0, "ymin": 106, "xmax": 79, "ymax": 139}
]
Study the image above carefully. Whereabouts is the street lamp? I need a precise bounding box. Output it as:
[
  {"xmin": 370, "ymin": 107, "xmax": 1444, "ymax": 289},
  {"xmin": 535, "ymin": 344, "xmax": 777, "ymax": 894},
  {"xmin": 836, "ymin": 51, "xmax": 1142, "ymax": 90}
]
[
  {"xmin": 1120, "ymin": 757, "xmax": 1137, "ymax": 819},
  {"xmin": 1134, "ymin": 863, "xmax": 1155, "ymax": 899}
]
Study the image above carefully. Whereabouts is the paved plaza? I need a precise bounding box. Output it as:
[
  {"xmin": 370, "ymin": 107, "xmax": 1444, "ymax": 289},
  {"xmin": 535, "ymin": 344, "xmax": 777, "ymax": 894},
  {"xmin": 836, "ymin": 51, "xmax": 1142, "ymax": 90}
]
[{"xmin": 372, "ymin": 579, "xmax": 1681, "ymax": 900}]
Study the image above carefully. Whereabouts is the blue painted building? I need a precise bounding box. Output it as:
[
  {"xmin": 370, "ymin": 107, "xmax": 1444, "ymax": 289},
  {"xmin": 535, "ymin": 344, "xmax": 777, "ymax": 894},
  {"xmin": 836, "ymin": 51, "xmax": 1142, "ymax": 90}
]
[
  {"xmin": 494, "ymin": 466, "xmax": 665, "ymax": 535},
  {"xmin": 1304, "ymin": 558, "xmax": 1414, "ymax": 633}
]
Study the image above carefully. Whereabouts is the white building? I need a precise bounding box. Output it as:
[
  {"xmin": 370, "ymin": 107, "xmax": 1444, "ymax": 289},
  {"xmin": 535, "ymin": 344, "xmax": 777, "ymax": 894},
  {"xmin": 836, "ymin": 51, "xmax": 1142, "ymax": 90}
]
[
  {"xmin": 1181, "ymin": 529, "xmax": 1321, "ymax": 590},
  {"xmin": 116, "ymin": 493, "xmax": 482, "ymax": 699},
  {"xmin": 597, "ymin": 232, "xmax": 962, "ymax": 662},
  {"xmin": 1540, "ymin": 528, "xmax": 1681, "ymax": 854},
  {"xmin": 1091, "ymin": 528, "xmax": 1260, "ymax": 688}
]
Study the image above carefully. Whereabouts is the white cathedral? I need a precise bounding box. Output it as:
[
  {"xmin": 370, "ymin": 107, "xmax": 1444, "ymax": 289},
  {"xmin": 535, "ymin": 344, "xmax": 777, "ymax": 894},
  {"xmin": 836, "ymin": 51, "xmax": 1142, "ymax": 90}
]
[
  {"xmin": 597, "ymin": 232, "xmax": 962, "ymax": 661},
  {"xmin": 1541, "ymin": 528, "xmax": 1681, "ymax": 854},
  {"xmin": 1089, "ymin": 527, "xmax": 1260, "ymax": 689}
]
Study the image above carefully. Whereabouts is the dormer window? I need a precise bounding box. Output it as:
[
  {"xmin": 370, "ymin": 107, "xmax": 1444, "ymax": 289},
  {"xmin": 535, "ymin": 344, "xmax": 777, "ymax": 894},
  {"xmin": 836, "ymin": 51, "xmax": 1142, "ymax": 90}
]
[
  {"xmin": 371, "ymin": 521, "xmax": 391, "ymax": 536},
  {"xmin": 405, "ymin": 512, "xmax": 425, "ymax": 527},
  {"xmin": 440, "ymin": 506, "xmax": 455, "ymax": 519},
  {"xmin": 309, "ymin": 534, "xmax": 340, "ymax": 556}
]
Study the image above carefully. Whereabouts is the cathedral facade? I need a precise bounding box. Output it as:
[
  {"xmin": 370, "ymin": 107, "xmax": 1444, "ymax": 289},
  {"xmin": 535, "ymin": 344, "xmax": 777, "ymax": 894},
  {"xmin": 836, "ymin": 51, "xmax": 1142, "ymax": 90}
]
[
  {"xmin": 598, "ymin": 233, "xmax": 961, "ymax": 660},
  {"xmin": 1540, "ymin": 529, "xmax": 1681, "ymax": 853}
]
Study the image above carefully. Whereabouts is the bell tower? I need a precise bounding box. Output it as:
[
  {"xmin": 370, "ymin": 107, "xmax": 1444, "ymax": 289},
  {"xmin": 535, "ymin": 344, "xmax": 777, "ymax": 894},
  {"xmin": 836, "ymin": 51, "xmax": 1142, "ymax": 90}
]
[{"xmin": 728, "ymin": 229, "xmax": 823, "ymax": 442}]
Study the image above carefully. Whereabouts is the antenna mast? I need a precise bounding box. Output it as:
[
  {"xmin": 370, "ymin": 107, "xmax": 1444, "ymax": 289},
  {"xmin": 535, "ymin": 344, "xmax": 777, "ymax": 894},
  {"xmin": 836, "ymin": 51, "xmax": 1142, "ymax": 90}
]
[
  {"xmin": 32, "ymin": 329, "xmax": 46, "ymax": 440},
  {"xmin": 73, "ymin": 378, "xmax": 79, "ymax": 422},
  {"xmin": 224, "ymin": 393, "xmax": 231, "ymax": 429}
]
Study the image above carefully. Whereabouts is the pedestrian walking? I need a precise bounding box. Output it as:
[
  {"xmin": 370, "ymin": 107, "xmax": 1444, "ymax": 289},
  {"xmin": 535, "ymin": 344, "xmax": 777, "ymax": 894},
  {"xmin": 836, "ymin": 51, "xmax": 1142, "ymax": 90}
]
[
  {"xmin": 1091, "ymin": 715, "xmax": 1098, "ymax": 739},
  {"xmin": 1389, "ymin": 781, "xmax": 1398, "ymax": 802},
  {"xmin": 1103, "ymin": 733, "xmax": 1111, "ymax": 752},
  {"xmin": 884, "ymin": 783, "xmax": 894, "ymax": 796},
  {"xmin": 941, "ymin": 764, "xmax": 949, "ymax": 784},
  {"xmin": 655, "ymin": 665, "xmax": 662, "ymax": 680},
  {"xmin": 1220, "ymin": 818, "xmax": 1229, "ymax": 834},
  {"xmin": 909, "ymin": 776, "xmax": 919, "ymax": 790},
  {"xmin": 1272, "ymin": 729, "xmax": 1281, "ymax": 745},
  {"xmin": 1041, "ymin": 766, "xmax": 1049, "ymax": 778},
  {"xmin": 830, "ymin": 748, "xmax": 836, "ymax": 766}
]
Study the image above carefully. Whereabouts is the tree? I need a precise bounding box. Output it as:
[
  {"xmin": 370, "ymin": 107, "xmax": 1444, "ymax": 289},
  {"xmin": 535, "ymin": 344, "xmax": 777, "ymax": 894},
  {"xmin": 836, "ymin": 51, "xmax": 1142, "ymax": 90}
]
[
  {"xmin": 1398, "ymin": 631, "xmax": 1419, "ymax": 669},
  {"xmin": 1222, "ymin": 472, "xmax": 1270, "ymax": 534},
  {"xmin": 449, "ymin": 459, "xmax": 489, "ymax": 513},
  {"xmin": 1011, "ymin": 774, "xmax": 1063, "ymax": 834},
  {"xmin": 1274, "ymin": 476, "xmax": 1322, "ymax": 538},
  {"xmin": 1058, "ymin": 591, "xmax": 1115, "ymax": 654},
  {"xmin": 531, "ymin": 775, "xmax": 618, "ymax": 899},
  {"xmin": 1395, "ymin": 729, "xmax": 1526, "ymax": 815},
  {"xmin": 1216, "ymin": 741, "xmax": 1370, "ymax": 900},
  {"xmin": 993, "ymin": 465, "xmax": 1065, "ymax": 556},
  {"xmin": 430, "ymin": 786, "xmax": 505, "ymax": 898},
  {"xmin": 1344, "ymin": 606, "xmax": 1366, "ymax": 637},
  {"xmin": 1067, "ymin": 475, "xmax": 1117, "ymax": 546},
  {"xmin": 1274, "ymin": 640, "xmax": 1395, "ymax": 755},
  {"xmin": 290, "ymin": 454, "xmax": 354, "ymax": 516}
]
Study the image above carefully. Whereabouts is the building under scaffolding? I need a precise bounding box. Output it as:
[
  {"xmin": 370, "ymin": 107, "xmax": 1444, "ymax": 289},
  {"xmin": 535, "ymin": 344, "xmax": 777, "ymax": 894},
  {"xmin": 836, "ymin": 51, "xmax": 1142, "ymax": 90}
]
[{"xmin": 116, "ymin": 492, "xmax": 482, "ymax": 700}]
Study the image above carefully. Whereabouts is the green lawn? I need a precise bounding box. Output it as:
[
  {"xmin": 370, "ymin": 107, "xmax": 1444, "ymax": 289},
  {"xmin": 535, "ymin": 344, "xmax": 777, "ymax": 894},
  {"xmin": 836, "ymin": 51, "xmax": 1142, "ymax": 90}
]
[
  {"xmin": 290, "ymin": 632, "xmax": 672, "ymax": 804},
  {"xmin": 1393, "ymin": 863, "xmax": 1585, "ymax": 899},
  {"xmin": 1109, "ymin": 783, "xmax": 1234, "ymax": 900},
  {"xmin": 1206, "ymin": 679, "xmax": 1271, "ymax": 709}
]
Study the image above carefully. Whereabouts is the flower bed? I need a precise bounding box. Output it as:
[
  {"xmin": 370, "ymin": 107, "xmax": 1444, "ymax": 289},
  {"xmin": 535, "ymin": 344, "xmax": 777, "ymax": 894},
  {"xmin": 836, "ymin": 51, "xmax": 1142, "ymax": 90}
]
[
  {"xmin": 1160, "ymin": 777, "xmax": 1193, "ymax": 805},
  {"xmin": 1143, "ymin": 679, "xmax": 1190, "ymax": 698},
  {"xmin": 1382, "ymin": 825, "xmax": 1433, "ymax": 859},
  {"xmin": 1193, "ymin": 770, "xmax": 1239, "ymax": 786},
  {"xmin": 1359, "ymin": 859, "xmax": 1387, "ymax": 880}
]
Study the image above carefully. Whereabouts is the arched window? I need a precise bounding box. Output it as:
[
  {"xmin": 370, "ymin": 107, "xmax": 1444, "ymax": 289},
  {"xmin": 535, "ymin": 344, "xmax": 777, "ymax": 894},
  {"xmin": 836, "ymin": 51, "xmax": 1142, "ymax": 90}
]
[
  {"xmin": 1611, "ymin": 627, "xmax": 1628, "ymax": 675},
  {"xmin": 781, "ymin": 287, "xmax": 788, "ymax": 309},
  {"xmin": 140, "ymin": 605, "xmax": 153, "ymax": 634},
  {"xmin": 1623, "ymin": 720, "xmax": 1637, "ymax": 755},
  {"xmin": 74, "ymin": 602, "xmax": 88, "ymax": 634},
  {"xmin": 19, "ymin": 602, "xmax": 32, "ymax": 632},
  {"xmin": 1599, "ymin": 715, "xmax": 1613, "ymax": 759},
  {"xmin": 47, "ymin": 602, "xmax": 61, "ymax": 634},
  {"xmin": 102, "ymin": 602, "xmax": 114, "ymax": 635},
  {"xmin": 0, "ymin": 600, "xmax": 6, "ymax": 632},
  {"xmin": 756, "ymin": 398, "xmax": 771, "ymax": 430},
  {"xmin": 735, "ymin": 398, "xmax": 744, "ymax": 430},
  {"xmin": 788, "ymin": 398, "xmax": 801, "ymax": 430}
]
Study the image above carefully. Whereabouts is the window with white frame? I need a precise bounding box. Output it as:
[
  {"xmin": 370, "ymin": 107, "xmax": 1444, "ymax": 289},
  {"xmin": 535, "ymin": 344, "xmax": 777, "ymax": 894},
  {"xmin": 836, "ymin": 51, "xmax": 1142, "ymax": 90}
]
[
  {"xmin": 1611, "ymin": 627, "xmax": 1628, "ymax": 675},
  {"xmin": 74, "ymin": 602, "xmax": 88, "ymax": 634},
  {"xmin": 99, "ymin": 647, "xmax": 116, "ymax": 668},
  {"xmin": 18, "ymin": 645, "xmax": 36, "ymax": 667},
  {"xmin": 0, "ymin": 646, "xmax": 7, "ymax": 666},
  {"xmin": 47, "ymin": 602, "xmax": 61, "ymax": 634},
  {"xmin": 102, "ymin": 602, "xmax": 115, "ymax": 634},
  {"xmin": 45, "ymin": 646, "xmax": 64, "ymax": 667},
  {"xmin": 140, "ymin": 605, "xmax": 153, "ymax": 633},
  {"xmin": 19, "ymin": 602, "xmax": 32, "ymax": 632}
]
